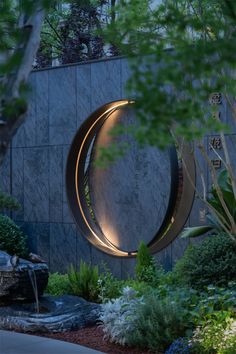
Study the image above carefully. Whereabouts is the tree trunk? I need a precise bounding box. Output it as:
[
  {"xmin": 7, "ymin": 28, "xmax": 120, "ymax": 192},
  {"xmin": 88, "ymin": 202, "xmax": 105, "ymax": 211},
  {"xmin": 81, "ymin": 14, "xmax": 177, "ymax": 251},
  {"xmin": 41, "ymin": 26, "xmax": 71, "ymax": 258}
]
[{"xmin": 0, "ymin": 5, "xmax": 45, "ymax": 166}]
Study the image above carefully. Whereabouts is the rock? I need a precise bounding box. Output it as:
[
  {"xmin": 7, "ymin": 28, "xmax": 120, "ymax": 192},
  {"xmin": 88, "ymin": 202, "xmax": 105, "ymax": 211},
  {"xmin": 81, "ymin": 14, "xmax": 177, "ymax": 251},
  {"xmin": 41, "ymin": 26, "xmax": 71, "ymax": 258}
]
[
  {"xmin": 0, "ymin": 295, "xmax": 101, "ymax": 333},
  {"xmin": 0, "ymin": 250, "xmax": 49, "ymax": 305},
  {"xmin": 29, "ymin": 252, "xmax": 46, "ymax": 263},
  {"xmin": 10, "ymin": 255, "xmax": 19, "ymax": 268}
]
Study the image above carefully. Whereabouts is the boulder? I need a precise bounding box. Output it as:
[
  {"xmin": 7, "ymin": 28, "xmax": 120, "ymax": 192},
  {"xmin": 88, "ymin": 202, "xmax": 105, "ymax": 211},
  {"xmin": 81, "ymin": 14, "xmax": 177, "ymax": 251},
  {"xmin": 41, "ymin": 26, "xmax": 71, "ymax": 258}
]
[
  {"xmin": 0, "ymin": 295, "xmax": 101, "ymax": 332},
  {"xmin": 0, "ymin": 251, "xmax": 48, "ymax": 305}
]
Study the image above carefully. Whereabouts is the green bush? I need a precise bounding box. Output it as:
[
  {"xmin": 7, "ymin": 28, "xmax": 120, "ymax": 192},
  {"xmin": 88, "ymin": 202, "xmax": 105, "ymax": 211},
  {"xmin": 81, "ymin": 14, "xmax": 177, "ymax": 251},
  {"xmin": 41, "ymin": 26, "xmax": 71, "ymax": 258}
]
[
  {"xmin": 97, "ymin": 268, "xmax": 154, "ymax": 303},
  {"xmin": 122, "ymin": 279, "xmax": 154, "ymax": 297},
  {"xmin": 135, "ymin": 241, "xmax": 164, "ymax": 286},
  {"xmin": 0, "ymin": 190, "xmax": 20, "ymax": 211},
  {"xmin": 0, "ymin": 215, "xmax": 27, "ymax": 257},
  {"xmin": 68, "ymin": 261, "xmax": 99, "ymax": 302},
  {"xmin": 135, "ymin": 241, "xmax": 155, "ymax": 281},
  {"xmin": 98, "ymin": 269, "xmax": 122, "ymax": 303},
  {"xmin": 127, "ymin": 291, "xmax": 192, "ymax": 352},
  {"xmin": 174, "ymin": 233, "xmax": 236, "ymax": 290},
  {"xmin": 46, "ymin": 272, "xmax": 71, "ymax": 296}
]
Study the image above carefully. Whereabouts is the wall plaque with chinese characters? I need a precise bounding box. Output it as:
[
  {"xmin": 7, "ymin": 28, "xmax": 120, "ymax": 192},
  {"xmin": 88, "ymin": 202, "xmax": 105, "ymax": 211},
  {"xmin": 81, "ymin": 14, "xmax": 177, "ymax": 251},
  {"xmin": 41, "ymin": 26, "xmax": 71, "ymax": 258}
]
[
  {"xmin": 209, "ymin": 92, "xmax": 222, "ymax": 105},
  {"xmin": 199, "ymin": 208, "xmax": 207, "ymax": 222},
  {"xmin": 211, "ymin": 159, "xmax": 222, "ymax": 169},
  {"xmin": 212, "ymin": 111, "xmax": 221, "ymax": 120},
  {"xmin": 209, "ymin": 137, "xmax": 222, "ymax": 150}
]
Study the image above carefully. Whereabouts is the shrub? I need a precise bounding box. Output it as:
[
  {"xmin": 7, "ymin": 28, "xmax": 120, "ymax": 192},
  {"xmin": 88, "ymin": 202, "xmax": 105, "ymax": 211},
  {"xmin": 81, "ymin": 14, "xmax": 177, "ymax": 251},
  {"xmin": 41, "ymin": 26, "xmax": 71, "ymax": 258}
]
[
  {"xmin": 127, "ymin": 291, "xmax": 192, "ymax": 352},
  {"xmin": 122, "ymin": 279, "xmax": 154, "ymax": 297},
  {"xmin": 135, "ymin": 241, "xmax": 155, "ymax": 282},
  {"xmin": 135, "ymin": 241, "xmax": 164, "ymax": 286},
  {"xmin": 0, "ymin": 190, "xmax": 20, "ymax": 211},
  {"xmin": 68, "ymin": 261, "xmax": 99, "ymax": 302},
  {"xmin": 46, "ymin": 272, "xmax": 71, "ymax": 296},
  {"xmin": 0, "ymin": 215, "xmax": 27, "ymax": 257},
  {"xmin": 97, "ymin": 268, "xmax": 154, "ymax": 303},
  {"xmin": 174, "ymin": 233, "xmax": 236, "ymax": 290},
  {"xmin": 98, "ymin": 269, "xmax": 122, "ymax": 303},
  {"xmin": 100, "ymin": 286, "xmax": 142, "ymax": 346}
]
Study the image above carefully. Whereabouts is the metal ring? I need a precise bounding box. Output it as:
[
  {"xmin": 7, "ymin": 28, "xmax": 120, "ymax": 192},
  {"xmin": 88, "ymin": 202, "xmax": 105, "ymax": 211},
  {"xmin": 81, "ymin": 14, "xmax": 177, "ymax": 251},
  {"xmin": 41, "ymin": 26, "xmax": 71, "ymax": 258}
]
[{"xmin": 66, "ymin": 100, "xmax": 196, "ymax": 257}]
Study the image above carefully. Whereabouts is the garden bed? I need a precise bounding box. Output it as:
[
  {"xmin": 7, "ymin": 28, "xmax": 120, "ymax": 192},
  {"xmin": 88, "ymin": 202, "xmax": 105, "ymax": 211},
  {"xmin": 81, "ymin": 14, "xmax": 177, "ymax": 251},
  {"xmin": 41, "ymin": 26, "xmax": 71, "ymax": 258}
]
[{"xmin": 36, "ymin": 325, "xmax": 158, "ymax": 354}]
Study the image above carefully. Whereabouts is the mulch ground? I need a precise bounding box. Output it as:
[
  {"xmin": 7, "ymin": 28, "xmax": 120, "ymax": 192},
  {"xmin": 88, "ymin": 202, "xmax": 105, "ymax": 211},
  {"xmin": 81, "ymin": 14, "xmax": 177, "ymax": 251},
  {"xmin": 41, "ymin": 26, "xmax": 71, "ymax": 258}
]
[{"xmin": 36, "ymin": 325, "xmax": 159, "ymax": 354}]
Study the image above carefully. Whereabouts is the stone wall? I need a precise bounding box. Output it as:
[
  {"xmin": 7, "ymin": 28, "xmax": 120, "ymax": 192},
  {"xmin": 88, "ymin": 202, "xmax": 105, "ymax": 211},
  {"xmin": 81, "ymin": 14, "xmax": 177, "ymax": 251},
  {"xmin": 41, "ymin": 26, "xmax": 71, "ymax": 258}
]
[{"xmin": 0, "ymin": 57, "xmax": 235, "ymax": 277}]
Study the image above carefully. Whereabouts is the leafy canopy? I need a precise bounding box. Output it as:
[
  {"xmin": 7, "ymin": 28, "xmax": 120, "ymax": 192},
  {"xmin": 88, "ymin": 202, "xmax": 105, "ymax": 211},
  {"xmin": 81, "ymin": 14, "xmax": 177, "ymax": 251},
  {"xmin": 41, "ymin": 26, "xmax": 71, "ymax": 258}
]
[{"xmin": 102, "ymin": 0, "xmax": 236, "ymax": 148}]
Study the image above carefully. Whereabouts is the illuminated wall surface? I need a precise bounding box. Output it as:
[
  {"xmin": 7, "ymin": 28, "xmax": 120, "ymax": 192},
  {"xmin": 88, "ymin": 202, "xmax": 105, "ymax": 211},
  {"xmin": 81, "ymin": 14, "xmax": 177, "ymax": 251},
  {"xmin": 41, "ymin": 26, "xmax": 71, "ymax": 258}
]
[{"xmin": 0, "ymin": 57, "xmax": 236, "ymax": 276}]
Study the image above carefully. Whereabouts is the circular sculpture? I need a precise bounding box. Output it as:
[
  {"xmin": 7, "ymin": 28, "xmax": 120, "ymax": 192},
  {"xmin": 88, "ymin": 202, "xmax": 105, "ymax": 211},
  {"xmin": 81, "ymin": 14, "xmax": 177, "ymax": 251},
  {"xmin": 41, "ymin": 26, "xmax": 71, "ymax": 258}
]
[{"xmin": 66, "ymin": 100, "xmax": 196, "ymax": 257}]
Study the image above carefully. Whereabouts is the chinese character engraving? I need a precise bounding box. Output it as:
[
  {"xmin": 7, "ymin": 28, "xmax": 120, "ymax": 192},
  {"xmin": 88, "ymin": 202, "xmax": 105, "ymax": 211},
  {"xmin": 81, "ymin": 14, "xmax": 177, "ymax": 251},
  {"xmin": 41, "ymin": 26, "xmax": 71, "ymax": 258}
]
[
  {"xmin": 199, "ymin": 208, "xmax": 206, "ymax": 222},
  {"xmin": 211, "ymin": 159, "xmax": 222, "ymax": 169},
  {"xmin": 209, "ymin": 137, "xmax": 222, "ymax": 150},
  {"xmin": 212, "ymin": 111, "xmax": 221, "ymax": 120},
  {"xmin": 209, "ymin": 93, "xmax": 222, "ymax": 105}
]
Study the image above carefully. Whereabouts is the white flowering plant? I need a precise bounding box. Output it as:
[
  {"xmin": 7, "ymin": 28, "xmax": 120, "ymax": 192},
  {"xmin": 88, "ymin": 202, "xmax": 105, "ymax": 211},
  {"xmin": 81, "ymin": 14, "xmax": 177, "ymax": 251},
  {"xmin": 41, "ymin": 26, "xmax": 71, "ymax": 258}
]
[
  {"xmin": 191, "ymin": 311, "xmax": 236, "ymax": 354},
  {"xmin": 99, "ymin": 286, "xmax": 143, "ymax": 346}
]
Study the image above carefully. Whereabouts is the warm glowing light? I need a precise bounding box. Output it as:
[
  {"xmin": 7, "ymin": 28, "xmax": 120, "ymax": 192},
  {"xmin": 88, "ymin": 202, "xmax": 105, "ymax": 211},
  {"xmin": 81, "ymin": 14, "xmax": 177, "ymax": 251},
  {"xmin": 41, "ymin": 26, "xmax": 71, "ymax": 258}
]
[{"xmin": 75, "ymin": 100, "xmax": 133, "ymax": 256}]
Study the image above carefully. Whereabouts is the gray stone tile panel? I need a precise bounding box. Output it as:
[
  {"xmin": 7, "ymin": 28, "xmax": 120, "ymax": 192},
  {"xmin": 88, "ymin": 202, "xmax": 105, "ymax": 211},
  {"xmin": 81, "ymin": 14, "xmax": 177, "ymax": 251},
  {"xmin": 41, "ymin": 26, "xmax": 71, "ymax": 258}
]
[
  {"xmin": 24, "ymin": 147, "xmax": 49, "ymax": 222},
  {"xmin": 12, "ymin": 148, "xmax": 24, "ymax": 221},
  {"xmin": 121, "ymin": 58, "xmax": 132, "ymax": 99},
  {"xmin": 36, "ymin": 70, "xmax": 49, "ymax": 145},
  {"xmin": 91, "ymin": 247, "xmax": 122, "ymax": 279},
  {"xmin": 21, "ymin": 222, "xmax": 50, "ymax": 265},
  {"xmin": 50, "ymin": 223, "xmax": 77, "ymax": 273},
  {"xmin": 13, "ymin": 74, "xmax": 36, "ymax": 148},
  {"xmin": 77, "ymin": 64, "xmax": 91, "ymax": 126},
  {"xmin": 49, "ymin": 67, "xmax": 77, "ymax": 145},
  {"xmin": 36, "ymin": 223, "xmax": 50, "ymax": 265},
  {"xmin": 76, "ymin": 230, "xmax": 92, "ymax": 267},
  {"xmin": 121, "ymin": 257, "xmax": 136, "ymax": 279},
  {"xmin": 49, "ymin": 146, "xmax": 63, "ymax": 222},
  {"xmin": 0, "ymin": 147, "xmax": 10, "ymax": 193},
  {"xmin": 20, "ymin": 222, "xmax": 38, "ymax": 255},
  {"xmin": 171, "ymin": 236, "xmax": 189, "ymax": 267},
  {"xmin": 62, "ymin": 145, "xmax": 74, "ymax": 223},
  {"xmin": 155, "ymin": 243, "xmax": 172, "ymax": 271},
  {"xmin": 189, "ymin": 139, "xmax": 208, "ymax": 227},
  {"xmin": 91, "ymin": 59, "xmax": 121, "ymax": 110}
]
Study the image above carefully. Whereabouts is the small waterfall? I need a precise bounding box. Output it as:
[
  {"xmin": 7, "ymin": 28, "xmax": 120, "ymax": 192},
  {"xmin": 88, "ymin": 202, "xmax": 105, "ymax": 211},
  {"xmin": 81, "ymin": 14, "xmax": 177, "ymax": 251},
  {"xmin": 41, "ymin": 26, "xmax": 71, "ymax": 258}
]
[{"xmin": 27, "ymin": 266, "xmax": 39, "ymax": 314}]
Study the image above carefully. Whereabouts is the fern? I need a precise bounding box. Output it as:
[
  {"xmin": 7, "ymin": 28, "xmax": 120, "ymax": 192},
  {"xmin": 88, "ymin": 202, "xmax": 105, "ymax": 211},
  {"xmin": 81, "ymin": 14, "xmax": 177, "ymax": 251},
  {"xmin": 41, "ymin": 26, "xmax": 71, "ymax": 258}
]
[{"xmin": 68, "ymin": 261, "xmax": 99, "ymax": 302}]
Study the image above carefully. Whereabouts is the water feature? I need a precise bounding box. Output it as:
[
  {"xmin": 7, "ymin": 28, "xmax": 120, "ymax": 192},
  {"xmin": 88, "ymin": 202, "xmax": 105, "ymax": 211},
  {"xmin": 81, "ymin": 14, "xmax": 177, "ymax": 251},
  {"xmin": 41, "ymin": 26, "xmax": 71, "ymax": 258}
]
[
  {"xmin": 27, "ymin": 266, "xmax": 39, "ymax": 314},
  {"xmin": 0, "ymin": 250, "xmax": 101, "ymax": 332}
]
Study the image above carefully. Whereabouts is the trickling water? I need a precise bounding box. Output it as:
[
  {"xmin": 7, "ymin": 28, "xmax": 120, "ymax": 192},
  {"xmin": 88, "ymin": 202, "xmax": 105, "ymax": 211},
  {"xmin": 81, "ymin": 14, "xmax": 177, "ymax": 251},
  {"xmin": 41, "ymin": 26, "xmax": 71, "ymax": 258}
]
[{"xmin": 27, "ymin": 266, "xmax": 39, "ymax": 314}]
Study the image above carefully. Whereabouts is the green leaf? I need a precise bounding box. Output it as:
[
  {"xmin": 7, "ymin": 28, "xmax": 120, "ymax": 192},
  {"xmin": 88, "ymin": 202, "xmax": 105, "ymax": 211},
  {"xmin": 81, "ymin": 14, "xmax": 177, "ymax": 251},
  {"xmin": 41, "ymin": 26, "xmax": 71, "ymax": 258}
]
[{"xmin": 180, "ymin": 226, "xmax": 213, "ymax": 239}]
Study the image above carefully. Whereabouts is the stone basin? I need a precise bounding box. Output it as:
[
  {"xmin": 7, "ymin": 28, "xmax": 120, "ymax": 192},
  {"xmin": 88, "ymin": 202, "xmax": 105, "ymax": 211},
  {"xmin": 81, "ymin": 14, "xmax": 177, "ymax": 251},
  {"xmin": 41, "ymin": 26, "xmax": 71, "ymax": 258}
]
[{"xmin": 0, "ymin": 295, "xmax": 101, "ymax": 332}]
